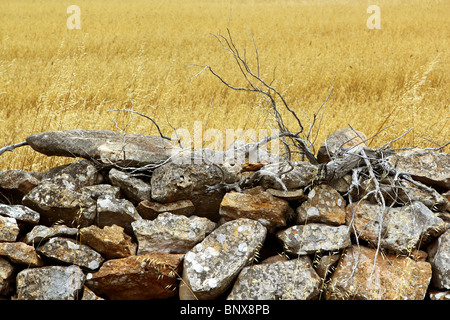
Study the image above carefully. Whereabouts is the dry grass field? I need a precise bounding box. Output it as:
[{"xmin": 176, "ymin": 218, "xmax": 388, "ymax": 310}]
[{"xmin": 0, "ymin": 0, "xmax": 448, "ymax": 171}]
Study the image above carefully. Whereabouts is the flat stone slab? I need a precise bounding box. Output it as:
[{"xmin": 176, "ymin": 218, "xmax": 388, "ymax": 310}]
[
  {"xmin": 16, "ymin": 265, "xmax": 85, "ymax": 300},
  {"xmin": 328, "ymin": 245, "xmax": 432, "ymax": 300},
  {"xmin": 26, "ymin": 129, "xmax": 179, "ymax": 168},
  {"xmin": 388, "ymin": 149, "xmax": 450, "ymax": 190},
  {"xmin": 276, "ymin": 223, "xmax": 350, "ymax": 255},
  {"xmin": 227, "ymin": 257, "xmax": 321, "ymax": 300},
  {"xmin": 180, "ymin": 218, "xmax": 267, "ymax": 300}
]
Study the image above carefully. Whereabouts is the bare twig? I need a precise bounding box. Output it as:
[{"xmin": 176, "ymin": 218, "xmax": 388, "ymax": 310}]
[{"xmin": 0, "ymin": 141, "xmax": 29, "ymax": 157}]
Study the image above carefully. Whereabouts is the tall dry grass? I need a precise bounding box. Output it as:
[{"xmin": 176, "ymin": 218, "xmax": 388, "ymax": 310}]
[{"xmin": 0, "ymin": 0, "xmax": 448, "ymax": 171}]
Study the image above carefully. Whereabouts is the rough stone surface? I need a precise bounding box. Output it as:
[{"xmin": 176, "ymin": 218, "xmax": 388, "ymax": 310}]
[
  {"xmin": 96, "ymin": 196, "xmax": 142, "ymax": 234},
  {"xmin": 26, "ymin": 129, "xmax": 179, "ymax": 168},
  {"xmin": 0, "ymin": 204, "xmax": 40, "ymax": 225},
  {"xmin": 0, "ymin": 257, "xmax": 15, "ymax": 296},
  {"xmin": 276, "ymin": 223, "xmax": 350, "ymax": 255},
  {"xmin": 0, "ymin": 169, "xmax": 41, "ymax": 203},
  {"xmin": 180, "ymin": 218, "xmax": 267, "ymax": 300},
  {"xmin": 22, "ymin": 181, "xmax": 97, "ymax": 228},
  {"xmin": 132, "ymin": 213, "xmax": 215, "ymax": 254},
  {"xmin": 266, "ymin": 188, "xmax": 307, "ymax": 201},
  {"xmin": 136, "ymin": 199, "xmax": 195, "ymax": 220},
  {"xmin": 80, "ymin": 184, "xmax": 121, "ymax": 200},
  {"xmin": 317, "ymin": 128, "xmax": 368, "ymax": 163},
  {"xmin": 219, "ymin": 186, "xmax": 290, "ymax": 232},
  {"xmin": 346, "ymin": 200, "xmax": 446, "ymax": 253},
  {"xmin": 227, "ymin": 257, "xmax": 321, "ymax": 300},
  {"xmin": 16, "ymin": 265, "xmax": 85, "ymax": 300},
  {"xmin": 427, "ymin": 229, "xmax": 450, "ymax": 289},
  {"xmin": 315, "ymin": 253, "xmax": 340, "ymax": 279},
  {"xmin": 151, "ymin": 162, "xmax": 239, "ymax": 221},
  {"xmin": 85, "ymin": 252, "xmax": 183, "ymax": 300},
  {"xmin": 259, "ymin": 161, "xmax": 318, "ymax": 190},
  {"xmin": 387, "ymin": 149, "xmax": 450, "ymax": 190},
  {"xmin": 108, "ymin": 168, "xmax": 151, "ymax": 204},
  {"xmin": 79, "ymin": 224, "xmax": 137, "ymax": 259},
  {"xmin": 328, "ymin": 245, "xmax": 432, "ymax": 300},
  {"xmin": 296, "ymin": 184, "xmax": 346, "ymax": 225},
  {"xmin": 23, "ymin": 224, "xmax": 78, "ymax": 245},
  {"xmin": 0, "ymin": 216, "xmax": 20, "ymax": 242},
  {"xmin": 37, "ymin": 237, "xmax": 104, "ymax": 270},
  {"xmin": 0, "ymin": 242, "xmax": 44, "ymax": 267},
  {"xmin": 429, "ymin": 289, "xmax": 450, "ymax": 300}
]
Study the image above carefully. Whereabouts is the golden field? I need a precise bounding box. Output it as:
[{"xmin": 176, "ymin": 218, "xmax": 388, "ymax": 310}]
[{"xmin": 0, "ymin": 0, "xmax": 448, "ymax": 171}]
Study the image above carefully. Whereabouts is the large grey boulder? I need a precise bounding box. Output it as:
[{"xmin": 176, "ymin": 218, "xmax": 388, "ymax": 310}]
[
  {"xmin": 108, "ymin": 168, "xmax": 151, "ymax": 204},
  {"xmin": 96, "ymin": 196, "xmax": 142, "ymax": 234},
  {"xmin": 428, "ymin": 229, "xmax": 450, "ymax": 289},
  {"xmin": 26, "ymin": 130, "xmax": 179, "ymax": 168},
  {"xmin": 23, "ymin": 224, "xmax": 79, "ymax": 245},
  {"xmin": 16, "ymin": 265, "xmax": 85, "ymax": 300},
  {"xmin": 180, "ymin": 218, "xmax": 267, "ymax": 300},
  {"xmin": 347, "ymin": 200, "xmax": 446, "ymax": 254},
  {"xmin": 259, "ymin": 161, "xmax": 318, "ymax": 190},
  {"xmin": 316, "ymin": 128, "xmax": 368, "ymax": 164},
  {"xmin": 37, "ymin": 237, "xmax": 104, "ymax": 270},
  {"xmin": 227, "ymin": 257, "xmax": 321, "ymax": 300},
  {"xmin": 0, "ymin": 216, "xmax": 20, "ymax": 242},
  {"xmin": 0, "ymin": 204, "xmax": 40, "ymax": 225},
  {"xmin": 132, "ymin": 212, "xmax": 215, "ymax": 254},
  {"xmin": 276, "ymin": 223, "xmax": 350, "ymax": 255},
  {"xmin": 151, "ymin": 162, "xmax": 239, "ymax": 221},
  {"xmin": 387, "ymin": 149, "xmax": 450, "ymax": 190}
]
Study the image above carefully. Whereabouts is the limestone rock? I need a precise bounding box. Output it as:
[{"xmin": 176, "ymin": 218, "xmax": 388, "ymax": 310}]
[
  {"xmin": 346, "ymin": 200, "xmax": 446, "ymax": 253},
  {"xmin": 219, "ymin": 186, "xmax": 290, "ymax": 232},
  {"xmin": 266, "ymin": 188, "xmax": 307, "ymax": 201},
  {"xmin": 224, "ymin": 139, "xmax": 281, "ymax": 164},
  {"xmin": 26, "ymin": 129, "xmax": 179, "ymax": 168},
  {"xmin": 276, "ymin": 223, "xmax": 350, "ymax": 255},
  {"xmin": 151, "ymin": 162, "xmax": 239, "ymax": 221},
  {"xmin": 80, "ymin": 184, "xmax": 121, "ymax": 200},
  {"xmin": 81, "ymin": 286, "xmax": 104, "ymax": 300},
  {"xmin": 296, "ymin": 184, "xmax": 346, "ymax": 225},
  {"xmin": 79, "ymin": 224, "xmax": 137, "ymax": 259},
  {"xmin": 0, "ymin": 169, "xmax": 41, "ymax": 204},
  {"xmin": 359, "ymin": 177, "xmax": 447, "ymax": 210},
  {"xmin": 427, "ymin": 229, "xmax": 450, "ymax": 289},
  {"xmin": 317, "ymin": 128, "xmax": 368, "ymax": 163},
  {"xmin": 22, "ymin": 181, "xmax": 97, "ymax": 228},
  {"xmin": 85, "ymin": 252, "xmax": 183, "ymax": 300},
  {"xmin": 45, "ymin": 159, "xmax": 103, "ymax": 189},
  {"xmin": 96, "ymin": 196, "xmax": 142, "ymax": 234},
  {"xmin": 108, "ymin": 168, "xmax": 151, "ymax": 204},
  {"xmin": 132, "ymin": 213, "xmax": 216, "ymax": 254},
  {"xmin": 227, "ymin": 257, "xmax": 321, "ymax": 300},
  {"xmin": 0, "ymin": 257, "xmax": 15, "ymax": 296},
  {"xmin": 136, "ymin": 199, "xmax": 195, "ymax": 220},
  {"xmin": 387, "ymin": 149, "xmax": 450, "ymax": 190},
  {"xmin": 37, "ymin": 237, "xmax": 104, "ymax": 270},
  {"xmin": 0, "ymin": 216, "xmax": 20, "ymax": 242},
  {"xmin": 0, "ymin": 204, "xmax": 40, "ymax": 225},
  {"xmin": 180, "ymin": 218, "xmax": 267, "ymax": 300},
  {"xmin": 315, "ymin": 253, "xmax": 340, "ymax": 279},
  {"xmin": 0, "ymin": 242, "xmax": 44, "ymax": 267},
  {"xmin": 16, "ymin": 265, "xmax": 85, "ymax": 300},
  {"xmin": 429, "ymin": 289, "xmax": 450, "ymax": 300},
  {"xmin": 23, "ymin": 224, "xmax": 78, "ymax": 245},
  {"xmin": 328, "ymin": 245, "xmax": 432, "ymax": 300},
  {"xmin": 259, "ymin": 161, "xmax": 318, "ymax": 190}
]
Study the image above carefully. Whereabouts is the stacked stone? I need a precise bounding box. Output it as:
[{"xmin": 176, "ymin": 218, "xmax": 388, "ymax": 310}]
[{"xmin": 0, "ymin": 129, "xmax": 448, "ymax": 300}]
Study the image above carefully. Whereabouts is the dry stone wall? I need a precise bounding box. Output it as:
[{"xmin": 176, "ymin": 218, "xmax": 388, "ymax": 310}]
[{"xmin": 0, "ymin": 129, "xmax": 449, "ymax": 300}]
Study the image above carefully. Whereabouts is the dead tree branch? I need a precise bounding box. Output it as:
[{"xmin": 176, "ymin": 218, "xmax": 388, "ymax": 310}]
[{"xmin": 0, "ymin": 141, "xmax": 28, "ymax": 157}]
